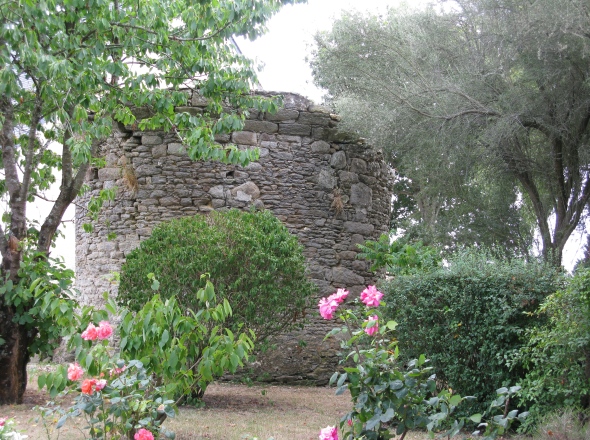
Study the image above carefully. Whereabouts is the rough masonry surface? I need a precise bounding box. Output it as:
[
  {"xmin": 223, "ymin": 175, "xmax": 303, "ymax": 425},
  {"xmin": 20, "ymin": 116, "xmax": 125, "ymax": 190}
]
[{"xmin": 75, "ymin": 91, "xmax": 392, "ymax": 384}]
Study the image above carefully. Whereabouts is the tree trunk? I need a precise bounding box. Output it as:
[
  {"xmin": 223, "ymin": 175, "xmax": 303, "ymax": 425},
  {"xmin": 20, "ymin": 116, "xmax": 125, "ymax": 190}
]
[{"xmin": 0, "ymin": 302, "xmax": 32, "ymax": 404}]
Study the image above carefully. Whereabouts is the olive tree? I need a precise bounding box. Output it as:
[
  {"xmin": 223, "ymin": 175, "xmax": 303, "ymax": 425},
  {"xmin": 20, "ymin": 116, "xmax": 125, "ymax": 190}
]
[{"xmin": 311, "ymin": 0, "xmax": 590, "ymax": 265}]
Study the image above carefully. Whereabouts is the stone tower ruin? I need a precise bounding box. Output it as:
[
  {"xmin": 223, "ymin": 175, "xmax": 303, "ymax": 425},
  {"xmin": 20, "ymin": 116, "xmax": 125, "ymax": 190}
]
[{"xmin": 75, "ymin": 91, "xmax": 392, "ymax": 383}]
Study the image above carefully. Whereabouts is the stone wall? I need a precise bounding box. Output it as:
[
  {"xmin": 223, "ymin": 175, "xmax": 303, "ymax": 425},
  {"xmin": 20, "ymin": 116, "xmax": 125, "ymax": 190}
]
[{"xmin": 75, "ymin": 91, "xmax": 392, "ymax": 383}]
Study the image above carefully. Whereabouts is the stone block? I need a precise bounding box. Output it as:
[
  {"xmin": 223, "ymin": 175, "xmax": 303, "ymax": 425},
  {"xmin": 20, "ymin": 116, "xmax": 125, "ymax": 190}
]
[
  {"xmin": 343, "ymin": 221, "xmax": 375, "ymax": 235},
  {"xmin": 318, "ymin": 169, "xmax": 336, "ymax": 190},
  {"xmin": 142, "ymin": 135, "xmax": 163, "ymax": 145},
  {"xmin": 175, "ymin": 106, "xmax": 202, "ymax": 116},
  {"xmin": 350, "ymin": 183, "xmax": 372, "ymax": 207},
  {"xmin": 330, "ymin": 151, "xmax": 347, "ymax": 169},
  {"xmin": 350, "ymin": 158, "xmax": 367, "ymax": 174},
  {"xmin": 244, "ymin": 120, "xmax": 279, "ymax": 133},
  {"xmin": 232, "ymin": 131, "xmax": 258, "ymax": 146},
  {"xmin": 298, "ymin": 112, "xmax": 331, "ymax": 127},
  {"xmin": 278, "ymin": 123, "xmax": 311, "ymax": 136},
  {"xmin": 350, "ymin": 234, "xmax": 365, "ymax": 247},
  {"xmin": 231, "ymin": 181, "xmax": 261, "ymax": 200},
  {"xmin": 311, "ymin": 140, "xmax": 331, "ymax": 153},
  {"xmin": 214, "ymin": 133, "xmax": 231, "ymax": 143},
  {"xmin": 339, "ymin": 171, "xmax": 359, "ymax": 185},
  {"xmin": 331, "ymin": 266, "xmax": 364, "ymax": 285},
  {"xmin": 191, "ymin": 93, "xmax": 209, "ymax": 107},
  {"xmin": 308, "ymin": 104, "xmax": 332, "ymax": 114},
  {"xmin": 152, "ymin": 144, "xmax": 167, "ymax": 158},
  {"xmin": 212, "ymin": 199, "xmax": 225, "ymax": 208},
  {"xmin": 245, "ymin": 162, "xmax": 263, "ymax": 171},
  {"xmin": 98, "ymin": 168, "xmax": 121, "ymax": 181},
  {"xmin": 359, "ymin": 175, "xmax": 378, "ymax": 186},
  {"xmin": 135, "ymin": 164, "xmax": 159, "ymax": 177},
  {"xmin": 265, "ymin": 109, "xmax": 299, "ymax": 122},
  {"xmin": 208, "ymin": 185, "xmax": 225, "ymax": 199},
  {"xmin": 167, "ymin": 143, "xmax": 186, "ymax": 156},
  {"xmin": 159, "ymin": 197, "xmax": 179, "ymax": 207}
]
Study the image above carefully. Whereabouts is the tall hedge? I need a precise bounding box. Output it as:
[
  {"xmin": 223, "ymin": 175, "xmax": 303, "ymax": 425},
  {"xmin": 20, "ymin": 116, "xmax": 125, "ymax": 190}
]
[
  {"xmin": 381, "ymin": 250, "xmax": 562, "ymax": 416},
  {"xmin": 118, "ymin": 209, "xmax": 316, "ymax": 341}
]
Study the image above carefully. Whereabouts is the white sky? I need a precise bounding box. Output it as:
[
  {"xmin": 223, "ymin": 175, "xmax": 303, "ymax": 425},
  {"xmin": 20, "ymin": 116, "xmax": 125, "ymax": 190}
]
[
  {"xmin": 238, "ymin": 0, "xmax": 424, "ymax": 102},
  {"xmin": 33, "ymin": 0, "xmax": 585, "ymax": 272}
]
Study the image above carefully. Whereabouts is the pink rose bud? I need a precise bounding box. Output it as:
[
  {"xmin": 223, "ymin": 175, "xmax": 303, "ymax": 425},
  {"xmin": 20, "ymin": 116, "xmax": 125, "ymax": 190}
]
[{"xmin": 364, "ymin": 315, "xmax": 379, "ymax": 336}]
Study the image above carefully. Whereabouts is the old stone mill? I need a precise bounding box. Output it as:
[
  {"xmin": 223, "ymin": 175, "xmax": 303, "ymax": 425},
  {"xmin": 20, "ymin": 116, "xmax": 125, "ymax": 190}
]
[{"xmin": 74, "ymin": 91, "xmax": 393, "ymax": 383}]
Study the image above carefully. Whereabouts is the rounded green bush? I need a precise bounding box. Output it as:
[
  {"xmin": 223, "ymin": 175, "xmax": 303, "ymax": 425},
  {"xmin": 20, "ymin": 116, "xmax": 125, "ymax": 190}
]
[
  {"xmin": 118, "ymin": 209, "xmax": 316, "ymax": 341},
  {"xmin": 381, "ymin": 249, "xmax": 562, "ymax": 417}
]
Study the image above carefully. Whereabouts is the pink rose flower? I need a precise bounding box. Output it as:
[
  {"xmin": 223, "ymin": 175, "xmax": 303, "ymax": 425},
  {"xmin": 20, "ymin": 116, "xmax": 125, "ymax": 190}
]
[
  {"xmin": 67, "ymin": 362, "xmax": 84, "ymax": 381},
  {"xmin": 364, "ymin": 315, "xmax": 379, "ymax": 336},
  {"xmin": 329, "ymin": 288, "xmax": 349, "ymax": 304},
  {"xmin": 81, "ymin": 323, "xmax": 98, "ymax": 341},
  {"xmin": 0, "ymin": 418, "xmax": 5, "ymax": 427},
  {"xmin": 318, "ymin": 297, "xmax": 339, "ymax": 320},
  {"xmin": 360, "ymin": 285, "xmax": 383, "ymax": 307},
  {"xmin": 95, "ymin": 379, "xmax": 107, "ymax": 391},
  {"xmin": 134, "ymin": 428, "xmax": 155, "ymax": 440},
  {"xmin": 319, "ymin": 425, "xmax": 339, "ymax": 440},
  {"xmin": 97, "ymin": 321, "xmax": 113, "ymax": 340}
]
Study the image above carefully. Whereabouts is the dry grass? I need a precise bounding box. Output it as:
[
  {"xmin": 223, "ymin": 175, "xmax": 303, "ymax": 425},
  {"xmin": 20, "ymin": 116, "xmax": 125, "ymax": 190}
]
[{"xmin": 1, "ymin": 365, "xmax": 431, "ymax": 440}]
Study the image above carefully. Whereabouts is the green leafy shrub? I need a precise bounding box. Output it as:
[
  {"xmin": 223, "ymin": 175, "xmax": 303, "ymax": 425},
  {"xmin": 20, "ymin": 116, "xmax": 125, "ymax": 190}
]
[
  {"xmin": 381, "ymin": 250, "xmax": 561, "ymax": 417},
  {"xmin": 39, "ymin": 279, "xmax": 253, "ymax": 414},
  {"xmin": 513, "ymin": 269, "xmax": 590, "ymax": 431},
  {"xmin": 2, "ymin": 246, "xmax": 78, "ymax": 358},
  {"xmin": 357, "ymin": 234, "xmax": 441, "ymax": 274},
  {"xmin": 118, "ymin": 209, "xmax": 316, "ymax": 341},
  {"xmin": 118, "ymin": 279, "xmax": 255, "ymax": 401}
]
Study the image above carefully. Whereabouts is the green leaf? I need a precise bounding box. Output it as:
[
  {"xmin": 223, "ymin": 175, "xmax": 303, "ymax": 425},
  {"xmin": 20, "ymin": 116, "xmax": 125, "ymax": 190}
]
[
  {"xmin": 470, "ymin": 414, "xmax": 482, "ymax": 424},
  {"xmin": 56, "ymin": 414, "xmax": 68, "ymax": 429},
  {"xmin": 449, "ymin": 395, "xmax": 462, "ymax": 407},
  {"xmin": 335, "ymin": 384, "xmax": 348, "ymax": 396},
  {"xmin": 159, "ymin": 329, "xmax": 170, "ymax": 348}
]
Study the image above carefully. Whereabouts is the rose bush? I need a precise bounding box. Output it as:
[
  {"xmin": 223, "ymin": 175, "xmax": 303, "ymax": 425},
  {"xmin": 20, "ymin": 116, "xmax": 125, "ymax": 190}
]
[
  {"xmin": 37, "ymin": 319, "xmax": 175, "ymax": 440},
  {"xmin": 319, "ymin": 286, "xmax": 528, "ymax": 440},
  {"xmin": 36, "ymin": 277, "xmax": 253, "ymax": 438}
]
